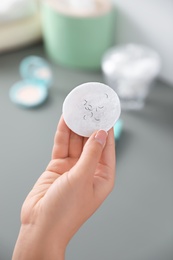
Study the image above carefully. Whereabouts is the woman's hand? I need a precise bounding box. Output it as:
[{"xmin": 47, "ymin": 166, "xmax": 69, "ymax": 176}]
[{"xmin": 13, "ymin": 116, "xmax": 116, "ymax": 260}]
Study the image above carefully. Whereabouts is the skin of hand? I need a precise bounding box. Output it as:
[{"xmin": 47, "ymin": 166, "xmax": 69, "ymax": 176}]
[{"xmin": 12, "ymin": 116, "xmax": 116, "ymax": 260}]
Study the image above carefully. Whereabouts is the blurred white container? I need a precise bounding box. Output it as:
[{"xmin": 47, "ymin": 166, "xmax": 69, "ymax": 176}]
[
  {"xmin": 113, "ymin": 0, "xmax": 173, "ymax": 86},
  {"xmin": 102, "ymin": 43, "xmax": 161, "ymax": 110}
]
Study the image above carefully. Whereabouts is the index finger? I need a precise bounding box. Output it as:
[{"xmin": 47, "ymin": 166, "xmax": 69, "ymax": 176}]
[
  {"xmin": 100, "ymin": 128, "xmax": 116, "ymax": 173},
  {"xmin": 52, "ymin": 115, "xmax": 71, "ymax": 159}
]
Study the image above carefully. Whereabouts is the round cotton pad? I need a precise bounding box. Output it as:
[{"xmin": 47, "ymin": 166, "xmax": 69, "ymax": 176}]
[{"xmin": 63, "ymin": 82, "xmax": 121, "ymax": 137}]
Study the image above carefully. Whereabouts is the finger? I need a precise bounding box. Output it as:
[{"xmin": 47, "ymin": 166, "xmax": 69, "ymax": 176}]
[
  {"xmin": 69, "ymin": 131, "xmax": 84, "ymax": 158},
  {"xmin": 94, "ymin": 128, "xmax": 116, "ymax": 194},
  {"xmin": 71, "ymin": 130, "xmax": 108, "ymax": 179},
  {"xmin": 52, "ymin": 116, "xmax": 71, "ymax": 159},
  {"xmin": 83, "ymin": 136, "xmax": 89, "ymax": 147},
  {"xmin": 46, "ymin": 158, "xmax": 77, "ymax": 175},
  {"xmin": 100, "ymin": 128, "xmax": 116, "ymax": 173}
]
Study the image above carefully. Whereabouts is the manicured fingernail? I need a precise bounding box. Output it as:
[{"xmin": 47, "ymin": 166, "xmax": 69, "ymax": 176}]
[{"xmin": 95, "ymin": 130, "xmax": 108, "ymax": 146}]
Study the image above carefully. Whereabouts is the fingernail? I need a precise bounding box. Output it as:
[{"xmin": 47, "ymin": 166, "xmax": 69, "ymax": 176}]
[{"xmin": 95, "ymin": 130, "xmax": 108, "ymax": 146}]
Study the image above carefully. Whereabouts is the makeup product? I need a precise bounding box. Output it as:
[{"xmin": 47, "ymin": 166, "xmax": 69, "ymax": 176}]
[
  {"xmin": 114, "ymin": 119, "xmax": 123, "ymax": 140},
  {"xmin": 41, "ymin": 0, "xmax": 114, "ymax": 69},
  {"xmin": 63, "ymin": 82, "xmax": 121, "ymax": 137},
  {"xmin": 20, "ymin": 56, "xmax": 52, "ymax": 87},
  {"xmin": 9, "ymin": 80, "xmax": 48, "ymax": 108}
]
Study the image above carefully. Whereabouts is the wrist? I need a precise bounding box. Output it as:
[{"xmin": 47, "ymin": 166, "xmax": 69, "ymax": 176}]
[{"xmin": 12, "ymin": 224, "xmax": 66, "ymax": 260}]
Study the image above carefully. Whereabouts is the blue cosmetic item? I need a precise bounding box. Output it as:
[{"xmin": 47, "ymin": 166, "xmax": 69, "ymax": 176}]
[
  {"xmin": 19, "ymin": 56, "xmax": 52, "ymax": 87},
  {"xmin": 114, "ymin": 119, "xmax": 123, "ymax": 140},
  {"xmin": 9, "ymin": 79, "xmax": 48, "ymax": 108}
]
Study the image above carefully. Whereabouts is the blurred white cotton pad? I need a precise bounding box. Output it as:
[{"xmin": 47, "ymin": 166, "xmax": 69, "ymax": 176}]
[{"xmin": 63, "ymin": 82, "xmax": 121, "ymax": 137}]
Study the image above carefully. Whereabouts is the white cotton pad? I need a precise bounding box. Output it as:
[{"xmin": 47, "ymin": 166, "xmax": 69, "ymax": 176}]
[{"xmin": 62, "ymin": 82, "xmax": 121, "ymax": 137}]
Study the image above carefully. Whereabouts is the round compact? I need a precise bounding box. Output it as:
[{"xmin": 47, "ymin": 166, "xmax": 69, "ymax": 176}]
[
  {"xmin": 19, "ymin": 56, "xmax": 52, "ymax": 87},
  {"xmin": 63, "ymin": 82, "xmax": 121, "ymax": 137},
  {"xmin": 9, "ymin": 80, "xmax": 48, "ymax": 108}
]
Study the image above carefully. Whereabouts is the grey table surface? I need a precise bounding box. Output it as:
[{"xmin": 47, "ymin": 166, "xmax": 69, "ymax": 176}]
[{"xmin": 0, "ymin": 44, "xmax": 173, "ymax": 260}]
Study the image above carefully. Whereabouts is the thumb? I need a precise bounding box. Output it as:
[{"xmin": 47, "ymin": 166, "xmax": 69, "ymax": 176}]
[{"xmin": 71, "ymin": 130, "xmax": 108, "ymax": 179}]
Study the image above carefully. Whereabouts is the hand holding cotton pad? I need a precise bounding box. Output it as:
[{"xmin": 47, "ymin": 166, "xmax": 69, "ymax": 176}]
[{"xmin": 63, "ymin": 82, "xmax": 121, "ymax": 137}]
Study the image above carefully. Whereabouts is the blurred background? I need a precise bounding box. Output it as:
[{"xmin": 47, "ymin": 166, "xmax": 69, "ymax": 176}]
[{"xmin": 0, "ymin": 0, "xmax": 173, "ymax": 259}]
